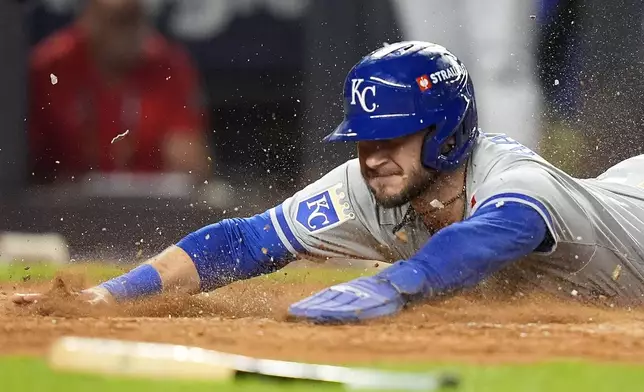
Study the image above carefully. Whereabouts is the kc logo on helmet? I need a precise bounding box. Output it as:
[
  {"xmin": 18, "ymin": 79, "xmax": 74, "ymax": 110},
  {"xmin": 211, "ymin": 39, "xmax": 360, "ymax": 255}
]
[{"xmin": 350, "ymin": 79, "xmax": 377, "ymax": 113}]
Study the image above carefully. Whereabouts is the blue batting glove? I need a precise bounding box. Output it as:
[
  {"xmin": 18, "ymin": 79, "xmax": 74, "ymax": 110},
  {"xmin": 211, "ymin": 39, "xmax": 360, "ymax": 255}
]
[{"xmin": 287, "ymin": 276, "xmax": 406, "ymax": 324}]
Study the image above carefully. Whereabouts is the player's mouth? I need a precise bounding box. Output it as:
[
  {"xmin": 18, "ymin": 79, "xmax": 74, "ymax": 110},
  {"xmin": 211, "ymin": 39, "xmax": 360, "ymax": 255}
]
[
  {"xmin": 364, "ymin": 168, "xmax": 403, "ymax": 179},
  {"xmin": 367, "ymin": 174, "xmax": 405, "ymax": 192},
  {"xmin": 366, "ymin": 175, "xmax": 401, "ymax": 188},
  {"xmin": 370, "ymin": 174, "xmax": 399, "ymax": 179}
]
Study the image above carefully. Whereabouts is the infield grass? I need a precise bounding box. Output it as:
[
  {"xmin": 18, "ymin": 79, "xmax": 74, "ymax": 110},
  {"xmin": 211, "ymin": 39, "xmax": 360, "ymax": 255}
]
[
  {"xmin": 0, "ymin": 260, "xmax": 372, "ymax": 286},
  {"xmin": 3, "ymin": 356, "xmax": 644, "ymax": 392}
]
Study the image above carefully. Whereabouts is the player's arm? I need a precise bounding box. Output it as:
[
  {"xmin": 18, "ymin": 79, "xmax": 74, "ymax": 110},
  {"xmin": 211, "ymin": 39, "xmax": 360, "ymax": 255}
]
[
  {"xmin": 288, "ymin": 167, "xmax": 557, "ymax": 322},
  {"xmin": 12, "ymin": 162, "xmax": 364, "ymax": 305},
  {"xmin": 12, "ymin": 209, "xmax": 298, "ymax": 305},
  {"xmin": 91, "ymin": 161, "xmax": 372, "ymax": 303},
  {"xmin": 101, "ymin": 208, "xmax": 301, "ymax": 301},
  {"xmin": 376, "ymin": 193, "xmax": 551, "ymax": 297}
]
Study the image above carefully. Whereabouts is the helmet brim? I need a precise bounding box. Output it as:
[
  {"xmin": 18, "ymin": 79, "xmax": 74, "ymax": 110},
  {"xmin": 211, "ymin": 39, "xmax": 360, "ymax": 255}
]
[
  {"xmin": 324, "ymin": 113, "xmax": 429, "ymax": 142},
  {"xmin": 324, "ymin": 96, "xmax": 468, "ymax": 143}
]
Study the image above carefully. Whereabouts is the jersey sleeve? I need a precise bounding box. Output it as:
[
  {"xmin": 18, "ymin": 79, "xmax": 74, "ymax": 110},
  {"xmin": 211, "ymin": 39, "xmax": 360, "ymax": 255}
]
[
  {"xmin": 267, "ymin": 160, "xmax": 386, "ymax": 262},
  {"xmin": 469, "ymin": 165, "xmax": 566, "ymax": 255}
]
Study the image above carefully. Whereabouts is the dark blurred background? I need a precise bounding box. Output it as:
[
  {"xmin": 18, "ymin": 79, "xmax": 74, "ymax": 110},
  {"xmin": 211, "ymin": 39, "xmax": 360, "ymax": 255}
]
[{"xmin": 0, "ymin": 0, "xmax": 642, "ymax": 262}]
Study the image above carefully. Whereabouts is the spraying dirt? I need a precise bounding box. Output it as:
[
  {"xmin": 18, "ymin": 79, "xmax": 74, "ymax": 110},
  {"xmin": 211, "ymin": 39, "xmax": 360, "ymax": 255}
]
[{"xmin": 3, "ymin": 268, "xmax": 644, "ymax": 365}]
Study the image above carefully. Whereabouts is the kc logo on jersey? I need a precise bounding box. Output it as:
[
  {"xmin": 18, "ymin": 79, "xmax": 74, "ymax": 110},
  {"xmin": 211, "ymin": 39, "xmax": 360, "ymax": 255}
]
[
  {"xmin": 350, "ymin": 79, "xmax": 377, "ymax": 113},
  {"xmin": 296, "ymin": 183, "xmax": 355, "ymax": 233}
]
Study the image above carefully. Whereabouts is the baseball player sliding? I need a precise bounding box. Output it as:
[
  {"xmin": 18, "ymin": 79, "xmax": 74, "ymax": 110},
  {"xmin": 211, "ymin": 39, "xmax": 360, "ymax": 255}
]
[{"xmin": 13, "ymin": 41, "xmax": 644, "ymax": 323}]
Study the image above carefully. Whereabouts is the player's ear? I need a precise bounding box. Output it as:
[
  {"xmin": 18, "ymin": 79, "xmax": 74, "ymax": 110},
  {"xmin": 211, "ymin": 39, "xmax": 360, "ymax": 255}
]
[{"xmin": 441, "ymin": 136, "xmax": 456, "ymax": 155}]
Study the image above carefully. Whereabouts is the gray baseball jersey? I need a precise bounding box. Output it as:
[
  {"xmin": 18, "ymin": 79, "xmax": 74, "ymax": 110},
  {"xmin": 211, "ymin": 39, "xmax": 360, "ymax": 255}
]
[{"xmin": 269, "ymin": 133, "xmax": 644, "ymax": 302}]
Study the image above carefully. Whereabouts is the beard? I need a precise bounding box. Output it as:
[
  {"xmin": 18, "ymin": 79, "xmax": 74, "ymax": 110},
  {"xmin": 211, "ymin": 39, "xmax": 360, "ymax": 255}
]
[{"xmin": 364, "ymin": 164, "xmax": 438, "ymax": 208}]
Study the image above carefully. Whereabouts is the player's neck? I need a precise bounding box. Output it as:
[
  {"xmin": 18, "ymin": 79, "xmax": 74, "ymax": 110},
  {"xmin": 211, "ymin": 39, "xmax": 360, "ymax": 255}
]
[{"xmin": 411, "ymin": 167, "xmax": 467, "ymax": 232}]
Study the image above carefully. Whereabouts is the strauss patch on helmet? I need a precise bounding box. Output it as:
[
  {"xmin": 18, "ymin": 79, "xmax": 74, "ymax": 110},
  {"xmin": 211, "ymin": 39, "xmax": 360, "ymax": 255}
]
[{"xmin": 430, "ymin": 65, "xmax": 465, "ymax": 84}]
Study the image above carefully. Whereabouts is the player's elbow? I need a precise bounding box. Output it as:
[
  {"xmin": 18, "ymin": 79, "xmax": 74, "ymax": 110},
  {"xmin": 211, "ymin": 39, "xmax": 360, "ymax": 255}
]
[
  {"xmin": 175, "ymin": 222, "xmax": 229, "ymax": 290},
  {"xmin": 518, "ymin": 207, "xmax": 552, "ymax": 253},
  {"xmin": 175, "ymin": 213, "xmax": 295, "ymax": 291},
  {"xmin": 472, "ymin": 200, "xmax": 553, "ymax": 255},
  {"xmin": 144, "ymin": 245, "xmax": 201, "ymax": 294}
]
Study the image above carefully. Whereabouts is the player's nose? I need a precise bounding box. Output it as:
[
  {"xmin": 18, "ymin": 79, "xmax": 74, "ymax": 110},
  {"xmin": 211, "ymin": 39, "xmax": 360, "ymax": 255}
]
[{"xmin": 359, "ymin": 141, "xmax": 390, "ymax": 168}]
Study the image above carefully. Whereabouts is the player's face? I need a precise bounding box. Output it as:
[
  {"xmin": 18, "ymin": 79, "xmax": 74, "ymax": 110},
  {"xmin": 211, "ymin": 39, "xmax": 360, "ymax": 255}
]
[{"xmin": 358, "ymin": 131, "xmax": 436, "ymax": 208}]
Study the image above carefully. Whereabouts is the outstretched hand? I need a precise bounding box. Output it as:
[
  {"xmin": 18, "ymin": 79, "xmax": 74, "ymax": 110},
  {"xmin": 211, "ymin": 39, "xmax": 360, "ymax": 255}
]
[
  {"xmin": 11, "ymin": 285, "xmax": 114, "ymax": 307},
  {"xmin": 287, "ymin": 276, "xmax": 406, "ymax": 324}
]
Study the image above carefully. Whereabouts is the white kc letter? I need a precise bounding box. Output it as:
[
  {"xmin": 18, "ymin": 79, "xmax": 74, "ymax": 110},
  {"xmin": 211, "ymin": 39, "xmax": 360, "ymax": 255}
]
[{"xmin": 350, "ymin": 79, "xmax": 377, "ymax": 113}]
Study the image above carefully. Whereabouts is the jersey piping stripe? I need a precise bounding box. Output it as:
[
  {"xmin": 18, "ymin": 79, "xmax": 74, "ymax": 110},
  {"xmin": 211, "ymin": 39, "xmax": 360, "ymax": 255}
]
[
  {"xmin": 270, "ymin": 205, "xmax": 306, "ymax": 255},
  {"xmin": 269, "ymin": 207, "xmax": 298, "ymax": 256}
]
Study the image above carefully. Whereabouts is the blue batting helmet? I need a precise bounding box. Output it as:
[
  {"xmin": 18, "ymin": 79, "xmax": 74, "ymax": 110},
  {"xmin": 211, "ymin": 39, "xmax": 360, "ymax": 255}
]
[{"xmin": 324, "ymin": 41, "xmax": 479, "ymax": 172}]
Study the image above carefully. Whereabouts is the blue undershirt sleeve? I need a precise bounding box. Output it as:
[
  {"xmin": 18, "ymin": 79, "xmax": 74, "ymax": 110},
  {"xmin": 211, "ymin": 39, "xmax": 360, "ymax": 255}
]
[
  {"xmin": 176, "ymin": 209, "xmax": 297, "ymax": 292},
  {"xmin": 376, "ymin": 196, "xmax": 551, "ymax": 298}
]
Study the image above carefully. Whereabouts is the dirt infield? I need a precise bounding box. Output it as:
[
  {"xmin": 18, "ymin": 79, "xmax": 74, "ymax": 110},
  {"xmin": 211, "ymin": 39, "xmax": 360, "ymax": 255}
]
[{"xmin": 3, "ymin": 271, "xmax": 644, "ymax": 365}]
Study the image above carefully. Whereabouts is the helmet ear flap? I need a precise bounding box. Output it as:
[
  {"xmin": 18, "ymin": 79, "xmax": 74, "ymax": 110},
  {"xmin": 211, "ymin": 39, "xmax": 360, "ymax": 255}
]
[
  {"xmin": 421, "ymin": 97, "xmax": 479, "ymax": 171},
  {"xmin": 453, "ymin": 101, "xmax": 476, "ymax": 153},
  {"xmin": 419, "ymin": 124, "xmax": 439, "ymax": 162},
  {"xmin": 440, "ymin": 136, "xmax": 457, "ymax": 155}
]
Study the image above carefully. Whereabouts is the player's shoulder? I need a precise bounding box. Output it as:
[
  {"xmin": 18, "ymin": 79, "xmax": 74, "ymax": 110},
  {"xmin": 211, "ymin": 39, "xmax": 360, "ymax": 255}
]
[
  {"xmin": 470, "ymin": 132, "xmax": 551, "ymax": 176},
  {"xmin": 473, "ymin": 132, "xmax": 542, "ymax": 160},
  {"xmin": 286, "ymin": 159, "xmax": 364, "ymax": 235},
  {"xmin": 30, "ymin": 25, "xmax": 83, "ymax": 71},
  {"xmin": 468, "ymin": 132, "xmax": 565, "ymax": 202}
]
